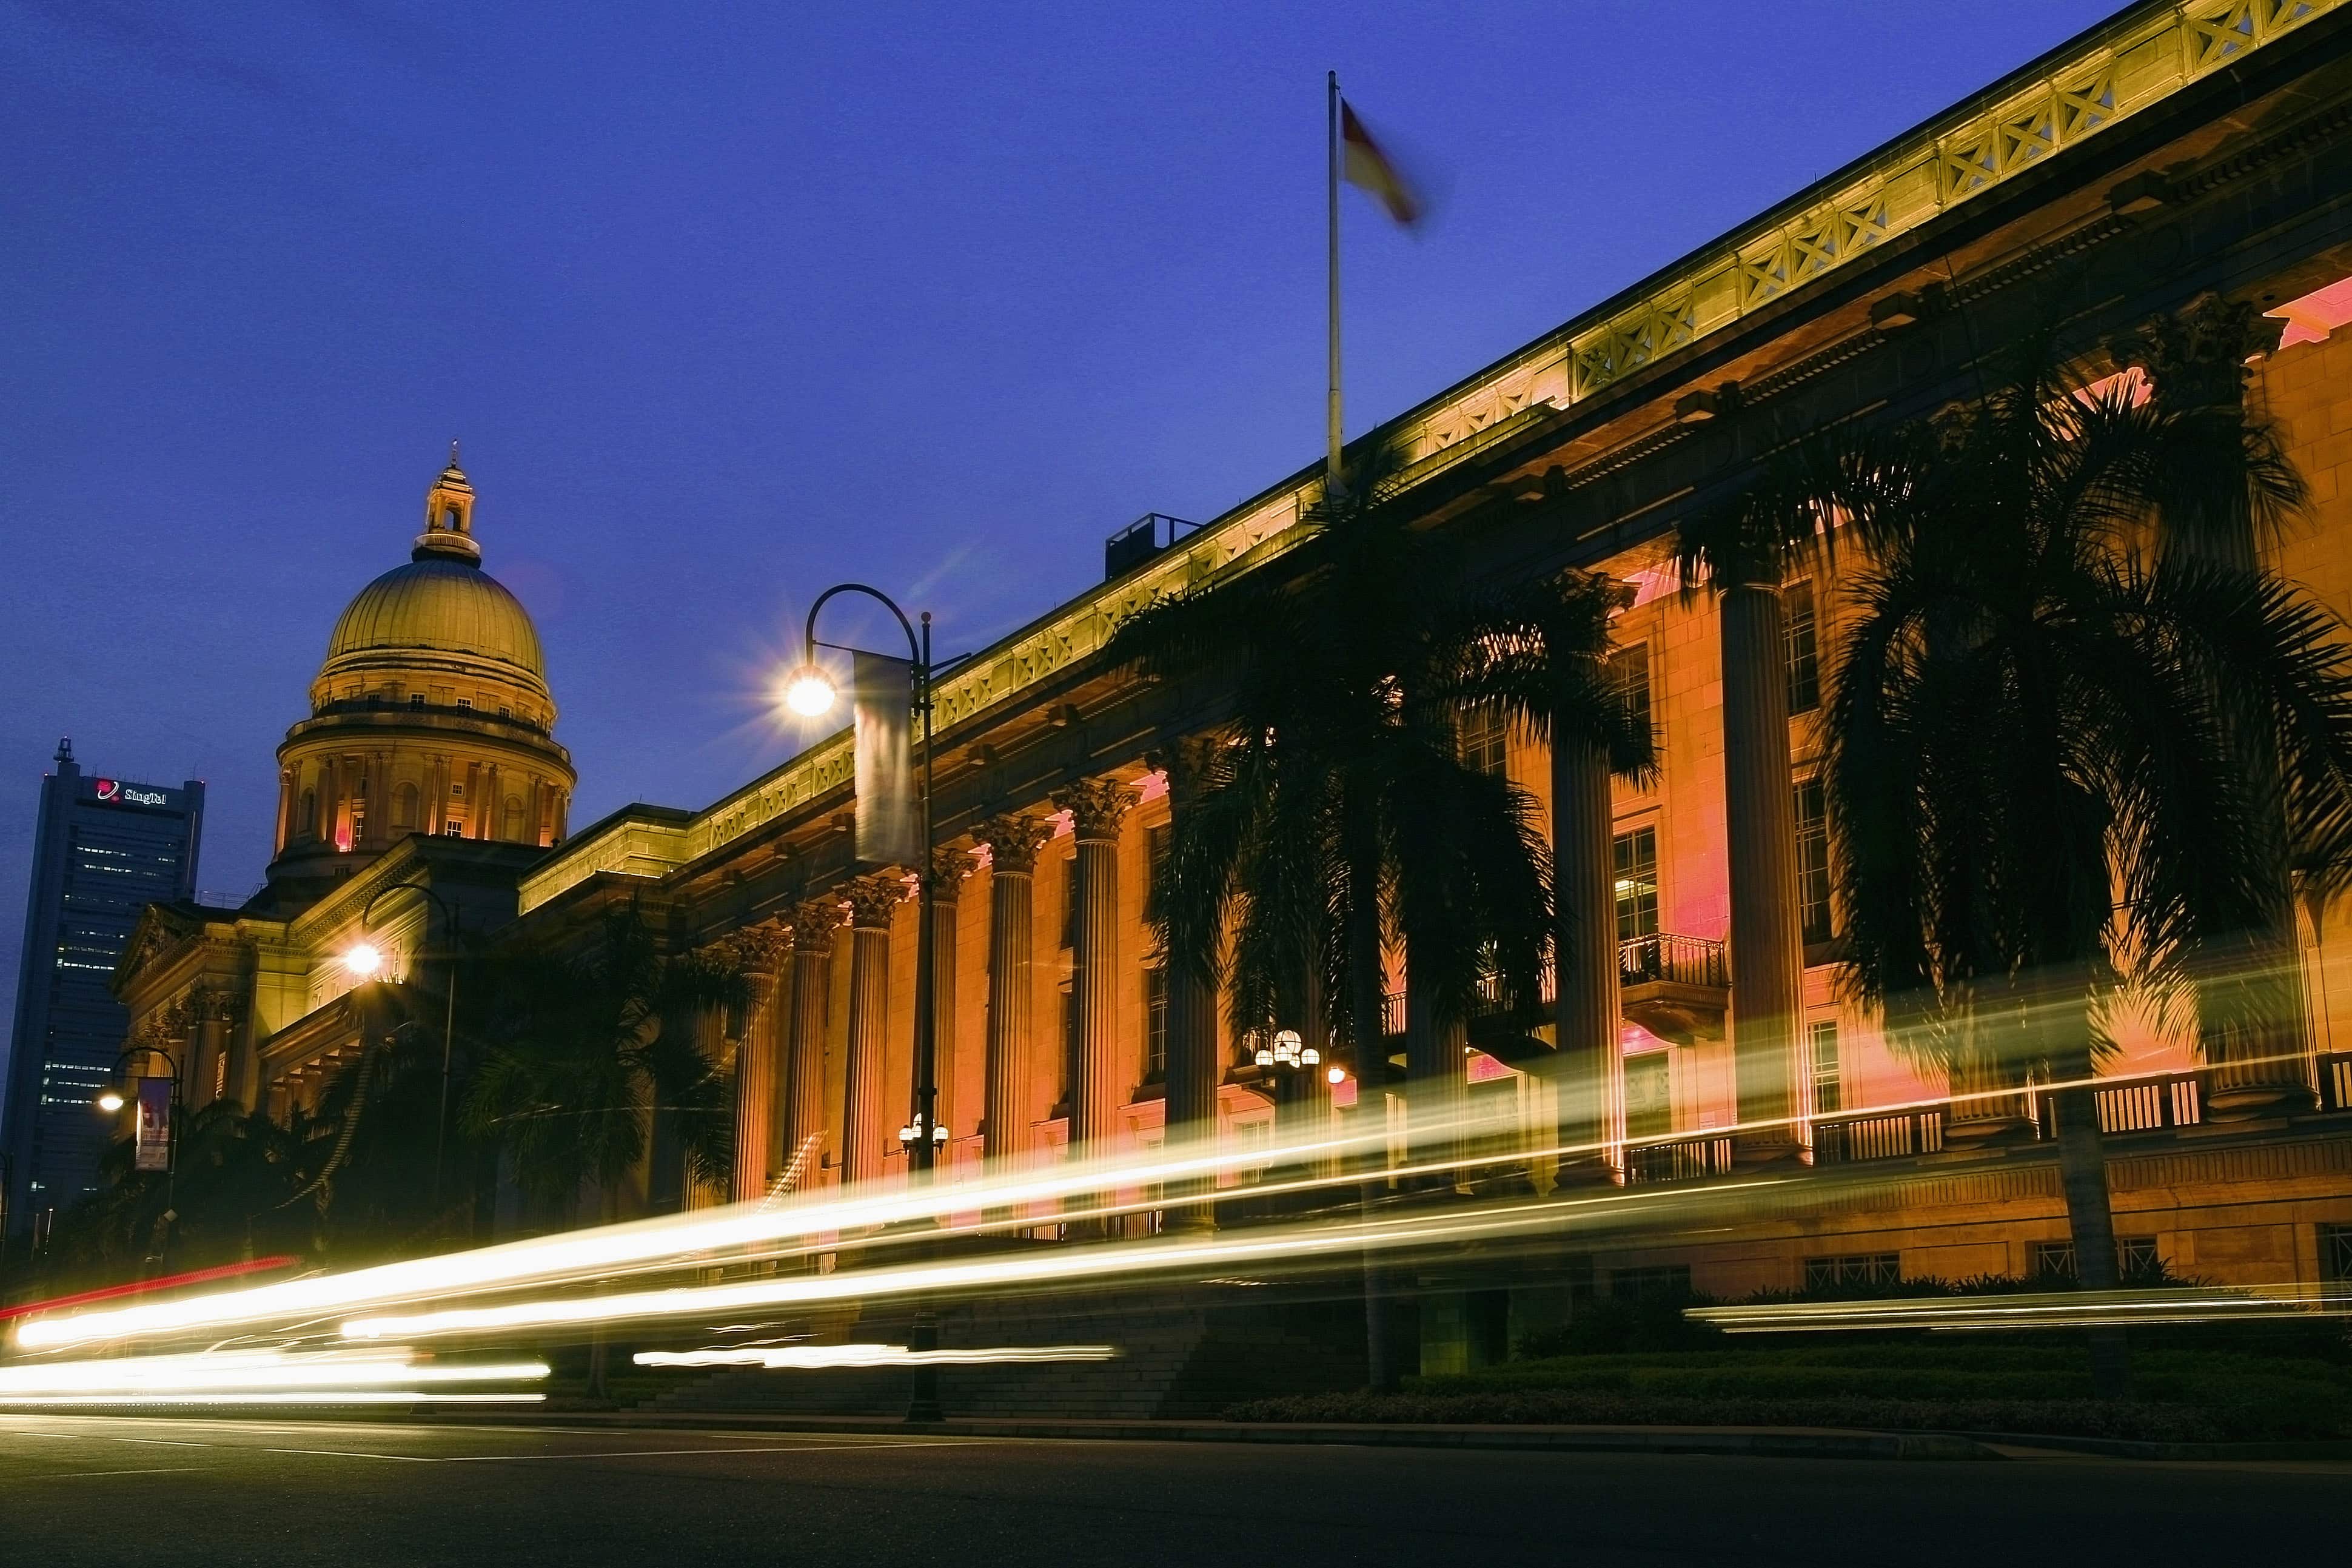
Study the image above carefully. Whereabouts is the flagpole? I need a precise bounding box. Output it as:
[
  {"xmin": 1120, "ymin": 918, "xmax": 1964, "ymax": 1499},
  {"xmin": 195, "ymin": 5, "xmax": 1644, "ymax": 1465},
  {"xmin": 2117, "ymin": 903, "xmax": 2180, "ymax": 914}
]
[{"xmin": 1325, "ymin": 69, "xmax": 1344, "ymax": 501}]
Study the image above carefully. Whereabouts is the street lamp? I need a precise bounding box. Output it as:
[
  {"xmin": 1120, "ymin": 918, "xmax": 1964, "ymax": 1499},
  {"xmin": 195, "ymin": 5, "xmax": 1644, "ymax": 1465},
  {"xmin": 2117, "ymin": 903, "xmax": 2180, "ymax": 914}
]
[
  {"xmin": 342, "ymin": 881, "xmax": 461, "ymax": 1231},
  {"xmin": 95, "ymin": 1044, "xmax": 182, "ymax": 1268},
  {"xmin": 786, "ymin": 580, "xmax": 945, "ymax": 1425}
]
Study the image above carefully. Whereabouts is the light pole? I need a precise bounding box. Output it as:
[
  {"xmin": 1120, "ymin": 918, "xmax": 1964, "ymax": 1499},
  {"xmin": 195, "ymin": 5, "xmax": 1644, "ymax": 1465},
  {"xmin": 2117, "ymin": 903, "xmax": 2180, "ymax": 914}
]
[
  {"xmin": 343, "ymin": 881, "xmax": 461, "ymax": 1233},
  {"xmin": 783, "ymin": 581, "xmax": 945, "ymax": 1423},
  {"xmin": 96, "ymin": 1044, "xmax": 182, "ymax": 1270}
]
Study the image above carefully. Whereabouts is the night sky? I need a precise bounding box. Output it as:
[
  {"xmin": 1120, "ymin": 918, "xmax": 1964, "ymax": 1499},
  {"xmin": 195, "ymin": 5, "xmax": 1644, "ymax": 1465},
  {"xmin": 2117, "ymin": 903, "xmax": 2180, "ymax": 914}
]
[{"xmin": 0, "ymin": 1, "xmax": 2122, "ymax": 1067}]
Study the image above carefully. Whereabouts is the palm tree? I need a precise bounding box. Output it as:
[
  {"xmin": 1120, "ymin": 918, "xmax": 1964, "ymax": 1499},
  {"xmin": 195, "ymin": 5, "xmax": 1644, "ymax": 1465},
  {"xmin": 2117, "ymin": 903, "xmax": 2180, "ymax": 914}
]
[
  {"xmin": 1106, "ymin": 428, "xmax": 1643, "ymax": 1384},
  {"xmin": 1718, "ymin": 330, "xmax": 2352, "ymax": 1398},
  {"xmin": 461, "ymin": 908, "xmax": 746, "ymax": 1224}
]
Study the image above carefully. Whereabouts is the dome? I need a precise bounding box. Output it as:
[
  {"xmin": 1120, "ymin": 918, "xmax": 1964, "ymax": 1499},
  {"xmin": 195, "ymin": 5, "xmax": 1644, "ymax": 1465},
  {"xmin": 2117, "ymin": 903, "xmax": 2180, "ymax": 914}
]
[{"xmin": 323, "ymin": 557, "xmax": 549, "ymax": 690}]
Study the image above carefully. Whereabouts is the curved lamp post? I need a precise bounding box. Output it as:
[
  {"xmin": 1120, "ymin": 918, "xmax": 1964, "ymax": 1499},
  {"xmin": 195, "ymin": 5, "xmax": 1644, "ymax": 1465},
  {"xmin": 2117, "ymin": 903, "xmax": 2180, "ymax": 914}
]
[
  {"xmin": 342, "ymin": 881, "xmax": 461, "ymax": 1226},
  {"xmin": 96, "ymin": 1044, "xmax": 183, "ymax": 1268},
  {"xmin": 783, "ymin": 581, "xmax": 946, "ymax": 1424}
]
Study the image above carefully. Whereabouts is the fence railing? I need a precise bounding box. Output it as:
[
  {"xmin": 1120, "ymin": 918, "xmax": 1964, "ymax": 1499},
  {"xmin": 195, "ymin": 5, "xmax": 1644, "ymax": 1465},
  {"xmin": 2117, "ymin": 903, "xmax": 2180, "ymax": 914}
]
[
  {"xmin": 2322, "ymin": 1052, "xmax": 2352, "ymax": 1114},
  {"xmin": 1618, "ymin": 934, "xmax": 1729, "ymax": 990},
  {"xmin": 1814, "ymin": 1107, "xmax": 1945, "ymax": 1164},
  {"xmin": 2032, "ymin": 1070, "xmax": 2204, "ymax": 1136},
  {"xmin": 1623, "ymin": 1131, "xmax": 1735, "ymax": 1185}
]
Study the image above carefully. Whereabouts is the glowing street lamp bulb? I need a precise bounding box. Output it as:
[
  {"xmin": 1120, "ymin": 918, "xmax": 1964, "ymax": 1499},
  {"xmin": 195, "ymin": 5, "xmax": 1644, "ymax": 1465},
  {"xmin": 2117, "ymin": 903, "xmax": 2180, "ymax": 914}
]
[
  {"xmin": 1325, "ymin": 1066, "xmax": 1347, "ymax": 1085},
  {"xmin": 783, "ymin": 665, "xmax": 837, "ymax": 717},
  {"xmin": 343, "ymin": 943, "xmax": 383, "ymax": 979},
  {"xmin": 96, "ymin": 1090, "xmax": 126, "ymax": 1114}
]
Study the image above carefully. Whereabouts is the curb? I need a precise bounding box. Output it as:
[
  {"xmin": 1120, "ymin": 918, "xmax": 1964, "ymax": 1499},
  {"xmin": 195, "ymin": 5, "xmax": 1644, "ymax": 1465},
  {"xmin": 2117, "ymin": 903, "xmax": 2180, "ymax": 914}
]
[
  {"xmin": 1964, "ymin": 1430, "xmax": 2352, "ymax": 1462},
  {"xmin": 412, "ymin": 1409, "xmax": 2000, "ymax": 1461}
]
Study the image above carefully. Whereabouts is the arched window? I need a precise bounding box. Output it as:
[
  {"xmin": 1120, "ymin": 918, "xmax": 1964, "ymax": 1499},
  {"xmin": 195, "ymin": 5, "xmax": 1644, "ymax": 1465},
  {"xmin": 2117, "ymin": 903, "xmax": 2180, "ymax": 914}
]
[
  {"xmin": 393, "ymin": 782, "xmax": 420, "ymax": 831},
  {"xmin": 297, "ymin": 790, "xmax": 316, "ymax": 839},
  {"xmin": 443, "ymin": 504, "xmax": 462, "ymax": 530},
  {"xmin": 502, "ymin": 796, "xmax": 526, "ymax": 842}
]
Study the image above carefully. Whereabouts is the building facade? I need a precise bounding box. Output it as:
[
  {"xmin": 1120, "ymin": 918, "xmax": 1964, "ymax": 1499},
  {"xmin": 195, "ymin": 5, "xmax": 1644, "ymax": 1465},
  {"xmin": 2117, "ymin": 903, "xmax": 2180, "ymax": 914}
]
[
  {"xmin": 2, "ymin": 743, "xmax": 203, "ymax": 1236},
  {"xmin": 93, "ymin": 0, "xmax": 2352, "ymax": 1332},
  {"xmin": 114, "ymin": 454, "xmax": 569, "ymax": 1128},
  {"xmin": 504, "ymin": 0, "xmax": 2352, "ymax": 1319}
]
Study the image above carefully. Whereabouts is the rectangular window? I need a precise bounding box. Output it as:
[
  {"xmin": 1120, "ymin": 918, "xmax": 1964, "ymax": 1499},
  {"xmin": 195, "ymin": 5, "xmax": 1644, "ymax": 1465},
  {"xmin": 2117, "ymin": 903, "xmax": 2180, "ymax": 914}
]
[
  {"xmin": 1609, "ymin": 1264, "xmax": 1692, "ymax": 1300},
  {"xmin": 409, "ymin": 694, "xmax": 426, "ymax": 709},
  {"xmin": 2321, "ymin": 1224, "xmax": 2352, "ymax": 1283},
  {"xmin": 1612, "ymin": 825, "xmax": 1659, "ymax": 945},
  {"xmin": 1802, "ymin": 1252, "xmax": 1899, "ymax": 1291},
  {"xmin": 2029, "ymin": 1238, "xmax": 2160, "ymax": 1279},
  {"xmin": 1610, "ymin": 642, "xmax": 1652, "ymax": 735},
  {"xmin": 1145, "ymin": 822, "xmax": 1171, "ymax": 925},
  {"xmin": 1809, "ymin": 1019, "xmax": 1842, "ymax": 1117},
  {"xmin": 456, "ymin": 696, "xmax": 472, "ymax": 710},
  {"xmin": 1795, "ymin": 775, "xmax": 1832, "ymax": 945},
  {"xmin": 1144, "ymin": 965, "xmax": 1168, "ymax": 1080},
  {"xmin": 1458, "ymin": 706, "xmax": 1507, "ymax": 778},
  {"xmin": 1785, "ymin": 578, "xmax": 1821, "ymax": 715},
  {"xmin": 1060, "ymin": 854, "xmax": 1079, "ymax": 950}
]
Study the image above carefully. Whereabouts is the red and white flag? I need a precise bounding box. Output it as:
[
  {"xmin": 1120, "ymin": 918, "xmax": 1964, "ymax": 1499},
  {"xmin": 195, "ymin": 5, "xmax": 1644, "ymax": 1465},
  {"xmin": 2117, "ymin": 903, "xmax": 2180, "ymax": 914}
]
[{"xmin": 1341, "ymin": 102, "xmax": 1422, "ymax": 227}]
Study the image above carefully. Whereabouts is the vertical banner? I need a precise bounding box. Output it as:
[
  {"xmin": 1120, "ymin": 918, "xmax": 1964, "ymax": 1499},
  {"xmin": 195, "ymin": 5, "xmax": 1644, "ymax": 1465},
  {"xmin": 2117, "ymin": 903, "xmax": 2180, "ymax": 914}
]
[
  {"xmin": 133, "ymin": 1076, "xmax": 172, "ymax": 1173},
  {"xmin": 852, "ymin": 651, "xmax": 919, "ymax": 867}
]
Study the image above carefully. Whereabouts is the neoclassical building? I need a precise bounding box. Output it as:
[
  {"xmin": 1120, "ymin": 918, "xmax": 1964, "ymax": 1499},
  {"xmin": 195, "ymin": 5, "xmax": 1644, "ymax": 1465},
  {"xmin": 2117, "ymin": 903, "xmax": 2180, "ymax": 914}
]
[
  {"xmin": 509, "ymin": 0, "xmax": 2352, "ymax": 1318},
  {"xmin": 114, "ymin": 1, "xmax": 2352, "ymax": 1335},
  {"xmin": 117, "ymin": 455, "xmax": 570, "ymax": 1114}
]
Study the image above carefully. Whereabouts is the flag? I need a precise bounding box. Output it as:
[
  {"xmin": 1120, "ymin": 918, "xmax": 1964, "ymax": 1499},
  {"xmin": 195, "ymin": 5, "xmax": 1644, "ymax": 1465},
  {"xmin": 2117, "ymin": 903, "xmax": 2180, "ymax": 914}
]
[
  {"xmin": 1341, "ymin": 102, "xmax": 1422, "ymax": 227},
  {"xmin": 134, "ymin": 1076, "xmax": 172, "ymax": 1173},
  {"xmin": 851, "ymin": 651, "xmax": 919, "ymax": 867}
]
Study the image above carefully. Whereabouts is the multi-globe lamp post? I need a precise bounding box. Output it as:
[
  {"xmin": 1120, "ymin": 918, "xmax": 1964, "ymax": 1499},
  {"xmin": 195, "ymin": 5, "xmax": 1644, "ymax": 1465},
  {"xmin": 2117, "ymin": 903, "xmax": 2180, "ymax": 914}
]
[{"xmin": 783, "ymin": 581, "xmax": 948, "ymax": 1422}]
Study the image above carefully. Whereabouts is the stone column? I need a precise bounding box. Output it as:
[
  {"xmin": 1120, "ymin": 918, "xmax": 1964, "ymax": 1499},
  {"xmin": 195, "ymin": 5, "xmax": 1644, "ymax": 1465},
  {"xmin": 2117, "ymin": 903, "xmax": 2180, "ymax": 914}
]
[
  {"xmin": 1720, "ymin": 581, "xmax": 1806, "ymax": 1164},
  {"xmin": 1551, "ymin": 735, "xmax": 1624, "ymax": 1181},
  {"xmin": 975, "ymin": 815, "xmax": 1044, "ymax": 1163},
  {"xmin": 190, "ymin": 988, "xmax": 233, "ymax": 1110},
  {"xmin": 1159, "ymin": 744, "xmax": 1224, "ymax": 1230},
  {"xmin": 728, "ymin": 926, "xmax": 789, "ymax": 1204},
  {"xmin": 1056, "ymin": 779, "xmax": 1136, "ymax": 1161},
  {"xmin": 840, "ymin": 874, "xmax": 902, "ymax": 1188},
  {"xmin": 2145, "ymin": 297, "xmax": 2314, "ymax": 1117},
  {"xmin": 780, "ymin": 899, "xmax": 837, "ymax": 1188}
]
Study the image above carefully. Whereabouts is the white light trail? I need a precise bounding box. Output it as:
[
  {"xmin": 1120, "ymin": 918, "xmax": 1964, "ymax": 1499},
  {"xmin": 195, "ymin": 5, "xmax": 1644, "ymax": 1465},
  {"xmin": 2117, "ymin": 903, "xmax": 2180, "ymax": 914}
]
[
  {"xmin": 0, "ymin": 1349, "xmax": 548, "ymax": 1398},
  {"xmin": 0, "ymin": 1392, "xmax": 546, "ymax": 1407},
  {"xmin": 634, "ymin": 1343, "xmax": 1117, "ymax": 1370},
  {"xmin": 1688, "ymin": 1285, "xmax": 2352, "ymax": 1333}
]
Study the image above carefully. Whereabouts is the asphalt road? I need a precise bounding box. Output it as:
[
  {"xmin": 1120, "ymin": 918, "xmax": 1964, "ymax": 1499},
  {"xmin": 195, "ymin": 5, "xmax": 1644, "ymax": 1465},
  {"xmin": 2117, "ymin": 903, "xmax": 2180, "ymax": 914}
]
[{"xmin": 2, "ymin": 1414, "xmax": 2346, "ymax": 1566}]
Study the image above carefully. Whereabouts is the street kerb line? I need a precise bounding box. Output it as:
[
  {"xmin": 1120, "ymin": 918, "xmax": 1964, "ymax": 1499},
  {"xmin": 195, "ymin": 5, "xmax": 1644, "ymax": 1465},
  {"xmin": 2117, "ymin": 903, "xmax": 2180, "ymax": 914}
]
[{"xmin": 45, "ymin": 1466, "xmax": 203, "ymax": 1478}]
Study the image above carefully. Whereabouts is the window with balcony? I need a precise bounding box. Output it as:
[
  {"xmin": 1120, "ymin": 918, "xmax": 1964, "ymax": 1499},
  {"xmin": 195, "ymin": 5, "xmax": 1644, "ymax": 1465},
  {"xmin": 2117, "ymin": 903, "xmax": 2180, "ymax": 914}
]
[
  {"xmin": 1795, "ymin": 775, "xmax": 1832, "ymax": 944},
  {"xmin": 1785, "ymin": 578, "xmax": 1821, "ymax": 715},
  {"xmin": 1613, "ymin": 825, "xmax": 1659, "ymax": 945},
  {"xmin": 1809, "ymin": 1019, "xmax": 1843, "ymax": 1116},
  {"xmin": 1144, "ymin": 965, "xmax": 1168, "ymax": 1080}
]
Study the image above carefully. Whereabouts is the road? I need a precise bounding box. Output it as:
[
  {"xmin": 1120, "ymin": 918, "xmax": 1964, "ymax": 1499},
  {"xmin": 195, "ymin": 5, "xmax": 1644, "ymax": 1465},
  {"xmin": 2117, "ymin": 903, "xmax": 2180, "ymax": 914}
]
[{"xmin": 1, "ymin": 1413, "xmax": 2345, "ymax": 1565}]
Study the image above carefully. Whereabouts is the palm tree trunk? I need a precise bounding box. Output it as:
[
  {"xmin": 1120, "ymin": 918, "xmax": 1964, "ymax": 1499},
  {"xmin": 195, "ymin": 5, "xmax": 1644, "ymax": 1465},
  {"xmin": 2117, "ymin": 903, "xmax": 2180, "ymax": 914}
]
[
  {"xmin": 1347, "ymin": 838, "xmax": 1398, "ymax": 1393},
  {"xmin": 2048, "ymin": 1035, "xmax": 2130, "ymax": 1400},
  {"xmin": 585, "ymin": 1183, "xmax": 620, "ymax": 1401}
]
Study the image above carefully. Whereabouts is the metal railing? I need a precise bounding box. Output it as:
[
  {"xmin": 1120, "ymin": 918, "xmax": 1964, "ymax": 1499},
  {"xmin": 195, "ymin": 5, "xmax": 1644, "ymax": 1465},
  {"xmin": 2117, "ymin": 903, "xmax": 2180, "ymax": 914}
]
[
  {"xmin": 2322, "ymin": 1052, "xmax": 2352, "ymax": 1114},
  {"xmin": 1622, "ymin": 1131, "xmax": 1735, "ymax": 1185},
  {"xmin": 1102, "ymin": 512, "xmax": 1200, "ymax": 579},
  {"xmin": 1814, "ymin": 1107, "xmax": 1945, "ymax": 1164},
  {"xmin": 2032, "ymin": 1069, "xmax": 2204, "ymax": 1136},
  {"xmin": 1618, "ymin": 934, "xmax": 1729, "ymax": 989}
]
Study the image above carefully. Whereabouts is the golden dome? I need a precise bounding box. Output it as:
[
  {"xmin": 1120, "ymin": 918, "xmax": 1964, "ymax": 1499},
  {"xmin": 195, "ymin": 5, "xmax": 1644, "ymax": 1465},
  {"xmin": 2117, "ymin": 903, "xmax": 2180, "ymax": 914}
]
[{"xmin": 322, "ymin": 558, "xmax": 549, "ymax": 693}]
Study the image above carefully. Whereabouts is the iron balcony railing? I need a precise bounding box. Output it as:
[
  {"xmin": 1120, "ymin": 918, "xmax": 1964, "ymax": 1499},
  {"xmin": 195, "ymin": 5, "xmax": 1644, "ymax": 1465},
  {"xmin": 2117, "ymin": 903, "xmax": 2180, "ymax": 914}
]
[
  {"xmin": 1618, "ymin": 934, "xmax": 1729, "ymax": 990},
  {"xmin": 1814, "ymin": 1107, "xmax": 1946, "ymax": 1164},
  {"xmin": 1622, "ymin": 1131, "xmax": 1735, "ymax": 1185},
  {"xmin": 2322, "ymin": 1052, "xmax": 2352, "ymax": 1114},
  {"xmin": 2031, "ymin": 1069, "xmax": 2205, "ymax": 1137}
]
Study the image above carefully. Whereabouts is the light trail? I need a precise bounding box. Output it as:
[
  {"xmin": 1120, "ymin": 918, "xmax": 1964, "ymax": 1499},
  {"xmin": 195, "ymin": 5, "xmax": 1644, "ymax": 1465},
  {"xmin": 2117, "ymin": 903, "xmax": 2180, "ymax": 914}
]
[
  {"xmin": 0, "ymin": 1349, "xmax": 549, "ymax": 1397},
  {"xmin": 1689, "ymin": 1284, "xmax": 2352, "ymax": 1333},
  {"xmin": 341, "ymin": 1181, "xmax": 1781, "ymax": 1342},
  {"xmin": 0, "ymin": 1256, "xmax": 300, "ymax": 1324},
  {"xmin": 634, "ymin": 1343, "xmax": 1117, "ymax": 1369},
  {"xmin": 9, "ymin": 1048, "xmax": 2257, "ymax": 1358},
  {"xmin": 0, "ymin": 1392, "xmax": 545, "ymax": 1408}
]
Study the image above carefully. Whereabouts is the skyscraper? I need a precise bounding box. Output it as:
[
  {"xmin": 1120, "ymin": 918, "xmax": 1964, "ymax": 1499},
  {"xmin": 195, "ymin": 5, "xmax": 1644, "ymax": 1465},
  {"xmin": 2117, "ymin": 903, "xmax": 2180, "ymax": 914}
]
[{"xmin": 1, "ymin": 740, "xmax": 203, "ymax": 1237}]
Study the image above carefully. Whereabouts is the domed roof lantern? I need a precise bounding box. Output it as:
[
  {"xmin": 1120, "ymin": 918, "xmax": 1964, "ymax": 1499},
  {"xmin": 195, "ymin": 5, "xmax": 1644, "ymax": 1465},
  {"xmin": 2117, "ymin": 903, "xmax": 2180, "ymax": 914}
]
[{"xmin": 416, "ymin": 440, "xmax": 482, "ymax": 566}]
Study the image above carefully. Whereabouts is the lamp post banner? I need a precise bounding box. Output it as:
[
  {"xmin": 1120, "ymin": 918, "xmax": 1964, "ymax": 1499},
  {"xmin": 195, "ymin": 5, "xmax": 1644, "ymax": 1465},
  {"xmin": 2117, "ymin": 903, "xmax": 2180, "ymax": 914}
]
[
  {"xmin": 853, "ymin": 650, "xmax": 918, "ymax": 867},
  {"xmin": 133, "ymin": 1076, "xmax": 172, "ymax": 1173}
]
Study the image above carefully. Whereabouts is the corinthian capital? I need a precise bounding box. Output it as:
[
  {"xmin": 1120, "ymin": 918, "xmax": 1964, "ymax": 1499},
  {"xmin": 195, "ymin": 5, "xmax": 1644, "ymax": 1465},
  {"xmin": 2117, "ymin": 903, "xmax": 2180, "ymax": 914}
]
[
  {"xmin": 928, "ymin": 847, "xmax": 972, "ymax": 901},
  {"xmin": 709, "ymin": 923, "xmax": 789, "ymax": 972},
  {"xmin": 973, "ymin": 813, "xmax": 1046, "ymax": 876},
  {"xmin": 1053, "ymin": 779, "xmax": 1136, "ymax": 842},
  {"xmin": 843, "ymin": 873, "xmax": 906, "ymax": 930},
  {"xmin": 1156, "ymin": 736, "xmax": 1224, "ymax": 811},
  {"xmin": 788, "ymin": 899, "xmax": 843, "ymax": 953}
]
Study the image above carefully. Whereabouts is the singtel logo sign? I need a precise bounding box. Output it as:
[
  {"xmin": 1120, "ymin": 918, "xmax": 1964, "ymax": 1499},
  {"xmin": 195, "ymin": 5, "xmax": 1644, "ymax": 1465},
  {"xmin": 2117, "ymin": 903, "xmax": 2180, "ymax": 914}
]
[{"xmin": 93, "ymin": 779, "xmax": 170, "ymax": 808}]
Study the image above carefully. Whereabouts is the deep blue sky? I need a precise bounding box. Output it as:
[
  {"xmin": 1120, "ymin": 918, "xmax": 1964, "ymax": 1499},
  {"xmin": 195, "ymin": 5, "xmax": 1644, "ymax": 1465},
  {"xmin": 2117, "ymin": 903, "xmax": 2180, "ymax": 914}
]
[{"xmin": 0, "ymin": 1, "xmax": 2123, "ymax": 1047}]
